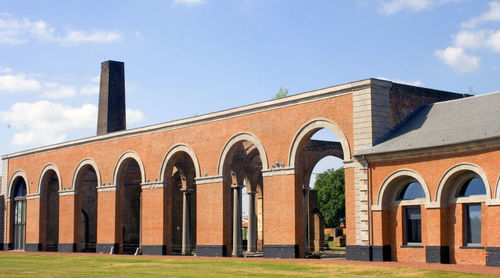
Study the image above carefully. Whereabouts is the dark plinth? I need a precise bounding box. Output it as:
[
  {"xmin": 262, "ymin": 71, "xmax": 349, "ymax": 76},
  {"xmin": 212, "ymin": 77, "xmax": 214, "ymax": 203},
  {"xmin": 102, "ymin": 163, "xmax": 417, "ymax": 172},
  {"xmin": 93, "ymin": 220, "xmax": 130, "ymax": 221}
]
[
  {"xmin": 372, "ymin": 245, "xmax": 391, "ymax": 261},
  {"xmin": 346, "ymin": 245, "xmax": 371, "ymax": 261},
  {"xmin": 97, "ymin": 60, "xmax": 126, "ymax": 135},
  {"xmin": 486, "ymin": 247, "xmax": 500, "ymax": 267},
  {"xmin": 426, "ymin": 246, "xmax": 449, "ymax": 264},
  {"xmin": 96, "ymin": 243, "xmax": 118, "ymax": 254},
  {"xmin": 141, "ymin": 245, "xmax": 166, "ymax": 255},
  {"xmin": 25, "ymin": 243, "xmax": 42, "ymax": 252},
  {"xmin": 58, "ymin": 243, "xmax": 76, "ymax": 253},
  {"xmin": 3, "ymin": 243, "xmax": 12, "ymax": 250},
  {"xmin": 196, "ymin": 245, "xmax": 227, "ymax": 257},
  {"xmin": 263, "ymin": 245, "xmax": 299, "ymax": 258}
]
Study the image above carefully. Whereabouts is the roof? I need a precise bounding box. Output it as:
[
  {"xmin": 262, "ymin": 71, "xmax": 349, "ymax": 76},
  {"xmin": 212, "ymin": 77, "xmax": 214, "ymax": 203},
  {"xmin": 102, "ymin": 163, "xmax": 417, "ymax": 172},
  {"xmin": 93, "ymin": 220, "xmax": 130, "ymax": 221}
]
[{"xmin": 357, "ymin": 91, "xmax": 500, "ymax": 156}]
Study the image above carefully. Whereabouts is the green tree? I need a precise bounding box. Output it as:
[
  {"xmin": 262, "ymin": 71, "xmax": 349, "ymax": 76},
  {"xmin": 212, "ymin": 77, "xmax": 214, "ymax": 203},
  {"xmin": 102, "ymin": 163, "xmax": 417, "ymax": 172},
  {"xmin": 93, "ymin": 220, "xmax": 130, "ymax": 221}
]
[
  {"xmin": 274, "ymin": 87, "xmax": 288, "ymax": 99},
  {"xmin": 313, "ymin": 167, "xmax": 345, "ymax": 228}
]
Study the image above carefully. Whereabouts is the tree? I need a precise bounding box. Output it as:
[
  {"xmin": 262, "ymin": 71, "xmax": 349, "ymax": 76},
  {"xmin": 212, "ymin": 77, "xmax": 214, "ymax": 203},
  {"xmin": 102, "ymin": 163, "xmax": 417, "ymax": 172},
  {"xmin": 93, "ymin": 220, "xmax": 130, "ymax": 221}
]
[
  {"xmin": 274, "ymin": 87, "xmax": 288, "ymax": 99},
  {"xmin": 313, "ymin": 167, "xmax": 345, "ymax": 228}
]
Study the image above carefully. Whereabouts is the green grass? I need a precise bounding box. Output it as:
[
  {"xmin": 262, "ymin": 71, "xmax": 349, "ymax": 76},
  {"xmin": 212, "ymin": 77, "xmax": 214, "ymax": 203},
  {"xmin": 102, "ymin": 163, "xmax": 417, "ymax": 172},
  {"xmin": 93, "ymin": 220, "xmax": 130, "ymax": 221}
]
[{"xmin": 0, "ymin": 253, "xmax": 494, "ymax": 278}]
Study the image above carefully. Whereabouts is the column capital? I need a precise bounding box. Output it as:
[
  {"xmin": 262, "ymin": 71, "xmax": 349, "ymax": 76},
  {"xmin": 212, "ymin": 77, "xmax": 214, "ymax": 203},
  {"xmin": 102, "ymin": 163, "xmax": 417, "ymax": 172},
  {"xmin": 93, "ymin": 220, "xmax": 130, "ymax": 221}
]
[{"xmin": 231, "ymin": 184, "xmax": 244, "ymax": 189}]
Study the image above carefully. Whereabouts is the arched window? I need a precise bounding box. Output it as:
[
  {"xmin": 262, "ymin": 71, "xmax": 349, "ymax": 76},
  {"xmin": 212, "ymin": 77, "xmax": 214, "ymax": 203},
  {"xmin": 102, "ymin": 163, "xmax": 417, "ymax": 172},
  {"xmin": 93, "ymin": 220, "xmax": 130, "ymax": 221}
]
[
  {"xmin": 458, "ymin": 177, "xmax": 486, "ymax": 197},
  {"xmin": 398, "ymin": 182, "xmax": 425, "ymax": 201},
  {"xmin": 458, "ymin": 177, "xmax": 486, "ymax": 246},
  {"xmin": 397, "ymin": 181, "xmax": 425, "ymax": 245}
]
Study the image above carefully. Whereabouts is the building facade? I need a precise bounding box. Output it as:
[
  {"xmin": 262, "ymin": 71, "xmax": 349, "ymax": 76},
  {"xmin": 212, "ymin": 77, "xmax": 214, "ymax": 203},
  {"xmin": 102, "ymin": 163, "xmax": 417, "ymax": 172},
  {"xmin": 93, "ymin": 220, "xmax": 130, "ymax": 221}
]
[{"xmin": 4, "ymin": 61, "xmax": 497, "ymax": 266}]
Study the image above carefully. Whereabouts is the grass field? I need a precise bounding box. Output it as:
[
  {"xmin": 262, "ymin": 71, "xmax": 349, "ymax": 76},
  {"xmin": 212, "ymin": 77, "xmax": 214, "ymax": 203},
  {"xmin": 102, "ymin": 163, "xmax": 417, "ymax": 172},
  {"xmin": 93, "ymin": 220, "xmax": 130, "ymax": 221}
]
[{"xmin": 0, "ymin": 253, "xmax": 495, "ymax": 277}]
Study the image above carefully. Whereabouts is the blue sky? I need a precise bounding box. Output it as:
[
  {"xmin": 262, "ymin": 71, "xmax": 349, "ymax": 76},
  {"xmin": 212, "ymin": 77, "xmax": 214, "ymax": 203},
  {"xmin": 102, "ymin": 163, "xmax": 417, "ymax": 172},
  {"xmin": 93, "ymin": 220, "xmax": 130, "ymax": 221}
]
[{"xmin": 1, "ymin": 0, "xmax": 500, "ymax": 176}]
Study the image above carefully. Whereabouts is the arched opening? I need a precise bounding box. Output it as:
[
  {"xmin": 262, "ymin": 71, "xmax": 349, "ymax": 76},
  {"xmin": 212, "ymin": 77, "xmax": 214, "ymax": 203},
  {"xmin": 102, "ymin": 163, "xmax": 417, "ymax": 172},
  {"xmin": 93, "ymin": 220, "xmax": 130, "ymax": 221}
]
[
  {"xmin": 163, "ymin": 151, "xmax": 197, "ymax": 255},
  {"xmin": 39, "ymin": 169, "xmax": 59, "ymax": 251},
  {"xmin": 116, "ymin": 158, "xmax": 143, "ymax": 254},
  {"xmin": 292, "ymin": 126, "xmax": 347, "ymax": 256},
  {"xmin": 222, "ymin": 139, "xmax": 264, "ymax": 257},
  {"xmin": 10, "ymin": 176, "xmax": 27, "ymax": 250},
  {"xmin": 439, "ymin": 168, "xmax": 488, "ymax": 264},
  {"xmin": 383, "ymin": 178, "xmax": 427, "ymax": 261},
  {"xmin": 74, "ymin": 164, "xmax": 98, "ymax": 252}
]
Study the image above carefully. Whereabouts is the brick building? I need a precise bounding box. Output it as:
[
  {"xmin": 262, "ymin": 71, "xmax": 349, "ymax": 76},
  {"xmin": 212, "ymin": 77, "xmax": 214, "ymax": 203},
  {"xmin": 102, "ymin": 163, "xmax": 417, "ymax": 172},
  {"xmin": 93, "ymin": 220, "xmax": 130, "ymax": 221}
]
[{"xmin": 2, "ymin": 60, "xmax": 499, "ymax": 266}]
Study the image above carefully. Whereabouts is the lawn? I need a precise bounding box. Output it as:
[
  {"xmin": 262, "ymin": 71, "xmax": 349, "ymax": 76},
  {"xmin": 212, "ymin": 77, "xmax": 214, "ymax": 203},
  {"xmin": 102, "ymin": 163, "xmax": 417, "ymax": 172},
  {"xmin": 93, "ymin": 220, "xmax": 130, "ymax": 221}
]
[{"xmin": 0, "ymin": 253, "xmax": 494, "ymax": 278}]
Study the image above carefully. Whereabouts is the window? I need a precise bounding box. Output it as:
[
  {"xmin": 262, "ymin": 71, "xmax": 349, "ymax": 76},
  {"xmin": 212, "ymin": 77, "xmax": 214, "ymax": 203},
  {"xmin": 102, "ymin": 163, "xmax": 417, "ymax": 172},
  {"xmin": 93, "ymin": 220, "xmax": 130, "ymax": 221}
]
[
  {"xmin": 405, "ymin": 206, "xmax": 421, "ymax": 244},
  {"xmin": 458, "ymin": 177, "xmax": 486, "ymax": 197},
  {"xmin": 465, "ymin": 204, "xmax": 481, "ymax": 245},
  {"xmin": 398, "ymin": 182, "xmax": 425, "ymax": 201}
]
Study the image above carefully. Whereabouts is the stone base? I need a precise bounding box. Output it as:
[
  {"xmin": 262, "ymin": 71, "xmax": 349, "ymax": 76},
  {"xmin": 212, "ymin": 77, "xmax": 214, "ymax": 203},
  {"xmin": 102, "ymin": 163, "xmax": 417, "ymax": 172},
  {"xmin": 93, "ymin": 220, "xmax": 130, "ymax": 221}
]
[
  {"xmin": 372, "ymin": 245, "xmax": 391, "ymax": 261},
  {"xmin": 141, "ymin": 245, "xmax": 166, "ymax": 255},
  {"xmin": 96, "ymin": 243, "xmax": 118, "ymax": 254},
  {"xmin": 25, "ymin": 243, "xmax": 42, "ymax": 252},
  {"xmin": 196, "ymin": 245, "xmax": 227, "ymax": 257},
  {"xmin": 346, "ymin": 245, "xmax": 371, "ymax": 261},
  {"xmin": 58, "ymin": 243, "xmax": 76, "ymax": 253},
  {"xmin": 486, "ymin": 247, "xmax": 500, "ymax": 267},
  {"xmin": 426, "ymin": 246, "xmax": 449, "ymax": 264},
  {"xmin": 263, "ymin": 245, "xmax": 299, "ymax": 258}
]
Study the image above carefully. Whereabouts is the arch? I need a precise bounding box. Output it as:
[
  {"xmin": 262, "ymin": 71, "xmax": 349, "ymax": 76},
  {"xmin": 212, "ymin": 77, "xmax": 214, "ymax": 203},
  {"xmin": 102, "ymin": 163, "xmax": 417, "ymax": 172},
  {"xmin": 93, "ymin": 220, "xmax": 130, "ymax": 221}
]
[
  {"xmin": 435, "ymin": 163, "xmax": 492, "ymax": 204},
  {"xmin": 8, "ymin": 170, "xmax": 29, "ymax": 198},
  {"xmin": 112, "ymin": 151, "xmax": 146, "ymax": 186},
  {"xmin": 376, "ymin": 169, "xmax": 431, "ymax": 209},
  {"xmin": 288, "ymin": 118, "xmax": 351, "ymax": 168},
  {"xmin": 72, "ymin": 158, "xmax": 102, "ymax": 192},
  {"xmin": 38, "ymin": 164, "xmax": 63, "ymax": 193},
  {"xmin": 159, "ymin": 143, "xmax": 201, "ymax": 182},
  {"xmin": 217, "ymin": 132, "xmax": 269, "ymax": 176},
  {"xmin": 495, "ymin": 175, "xmax": 500, "ymax": 199}
]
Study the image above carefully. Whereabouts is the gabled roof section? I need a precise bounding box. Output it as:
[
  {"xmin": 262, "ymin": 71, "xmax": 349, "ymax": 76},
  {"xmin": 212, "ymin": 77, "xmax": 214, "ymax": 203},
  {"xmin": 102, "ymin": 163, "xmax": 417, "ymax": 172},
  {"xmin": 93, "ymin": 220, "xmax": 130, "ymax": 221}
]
[{"xmin": 357, "ymin": 91, "xmax": 500, "ymax": 156}]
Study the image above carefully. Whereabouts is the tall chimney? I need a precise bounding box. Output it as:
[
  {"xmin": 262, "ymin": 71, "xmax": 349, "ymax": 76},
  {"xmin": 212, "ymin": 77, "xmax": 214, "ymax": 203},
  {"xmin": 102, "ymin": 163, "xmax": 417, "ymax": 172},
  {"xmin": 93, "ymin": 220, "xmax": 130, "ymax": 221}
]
[{"xmin": 97, "ymin": 60, "xmax": 126, "ymax": 135}]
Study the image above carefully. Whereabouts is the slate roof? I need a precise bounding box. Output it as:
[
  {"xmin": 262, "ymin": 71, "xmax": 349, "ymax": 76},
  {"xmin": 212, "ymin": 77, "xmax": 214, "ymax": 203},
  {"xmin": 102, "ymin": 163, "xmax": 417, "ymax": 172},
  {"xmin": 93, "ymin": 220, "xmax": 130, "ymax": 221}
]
[{"xmin": 356, "ymin": 91, "xmax": 500, "ymax": 156}]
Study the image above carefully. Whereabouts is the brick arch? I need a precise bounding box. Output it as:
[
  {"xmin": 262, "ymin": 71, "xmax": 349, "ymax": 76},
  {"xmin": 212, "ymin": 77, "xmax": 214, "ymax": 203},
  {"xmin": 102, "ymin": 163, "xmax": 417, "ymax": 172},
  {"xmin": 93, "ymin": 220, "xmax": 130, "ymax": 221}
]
[
  {"xmin": 159, "ymin": 143, "xmax": 201, "ymax": 182},
  {"xmin": 38, "ymin": 164, "xmax": 62, "ymax": 193},
  {"xmin": 8, "ymin": 170, "xmax": 29, "ymax": 198},
  {"xmin": 373, "ymin": 169, "xmax": 431, "ymax": 210},
  {"xmin": 435, "ymin": 163, "xmax": 492, "ymax": 205},
  {"xmin": 112, "ymin": 151, "xmax": 146, "ymax": 186},
  {"xmin": 288, "ymin": 118, "xmax": 351, "ymax": 168},
  {"xmin": 71, "ymin": 158, "xmax": 102, "ymax": 192},
  {"xmin": 217, "ymin": 132, "xmax": 269, "ymax": 176}
]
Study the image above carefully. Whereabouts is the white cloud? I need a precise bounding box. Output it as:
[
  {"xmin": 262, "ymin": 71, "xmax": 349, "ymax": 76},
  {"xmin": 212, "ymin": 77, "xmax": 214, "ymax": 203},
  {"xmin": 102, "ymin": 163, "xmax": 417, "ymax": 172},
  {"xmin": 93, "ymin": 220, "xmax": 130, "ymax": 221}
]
[
  {"xmin": 80, "ymin": 85, "xmax": 99, "ymax": 95},
  {"xmin": 462, "ymin": 1, "xmax": 500, "ymax": 28},
  {"xmin": 174, "ymin": 0, "xmax": 206, "ymax": 6},
  {"xmin": 0, "ymin": 101, "xmax": 98, "ymax": 147},
  {"xmin": 434, "ymin": 47, "xmax": 480, "ymax": 73},
  {"xmin": 377, "ymin": 77, "xmax": 423, "ymax": 86},
  {"xmin": 127, "ymin": 108, "xmax": 145, "ymax": 124},
  {"xmin": 0, "ymin": 13, "xmax": 122, "ymax": 45},
  {"xmin": 41, "ymin": 82, "xmax": 77, "ymax": 98},
  {"xmin": 0, "ymin": 66, "xmax": 12, "ymax": 73},
  {"xmin": 0, "ymin": 73, "xmax": 41, "ymax": 92},
  {"xmin": 0, "ymin": 101, "xmax": 145, "ymax": 147},
  {"xmin": 376, "ymin": 0, "xmax": 459, "ymax": 15},
  {"xmin": 454, "ymin": 29, "xmax": 500, "ymax": 52}
]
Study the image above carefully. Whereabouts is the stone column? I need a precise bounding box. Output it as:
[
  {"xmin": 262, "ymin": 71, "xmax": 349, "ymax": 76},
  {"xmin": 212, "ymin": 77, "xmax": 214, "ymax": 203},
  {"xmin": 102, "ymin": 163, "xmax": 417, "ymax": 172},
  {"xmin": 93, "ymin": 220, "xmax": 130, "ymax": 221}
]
[
  {"xmin": 181, "ymin": 189, "xmax": 190, "ymax": 255},
  {"xmin": 232, "ymin": 184, "xmax": 242, "ymax": 257},
  {"xmin": 247, "ymin": 191, "xmax": 256, "ymax": 253},
  {"xmin": 303, "ymin": 185, "xmax": 309, "ymax": 254}
]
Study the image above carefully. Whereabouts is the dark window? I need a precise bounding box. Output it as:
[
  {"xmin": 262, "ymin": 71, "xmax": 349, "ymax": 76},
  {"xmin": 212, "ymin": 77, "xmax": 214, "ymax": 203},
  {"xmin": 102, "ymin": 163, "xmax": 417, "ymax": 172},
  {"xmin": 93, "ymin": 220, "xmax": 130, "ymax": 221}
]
[
  {"xmin": 465, "ymin": 204, "xmax": 481, "ymax": 244},
  {"xmin": 405, "ymin": 206, "xmax": 421, "ymax": 244},
  {"xmin": 459, "ymin": 178, "xmax": 486, "ymax": 197},
  {"xmin": 398, "ymin": 182, "xmax": 425, "ymax": 201}
]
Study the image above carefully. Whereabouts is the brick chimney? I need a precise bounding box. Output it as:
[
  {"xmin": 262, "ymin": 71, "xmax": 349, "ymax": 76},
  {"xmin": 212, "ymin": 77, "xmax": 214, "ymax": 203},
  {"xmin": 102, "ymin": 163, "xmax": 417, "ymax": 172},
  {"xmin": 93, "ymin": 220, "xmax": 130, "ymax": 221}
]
[{"xmin": 97, "ymin": 60, "xmax": 126, "ymax": 135}]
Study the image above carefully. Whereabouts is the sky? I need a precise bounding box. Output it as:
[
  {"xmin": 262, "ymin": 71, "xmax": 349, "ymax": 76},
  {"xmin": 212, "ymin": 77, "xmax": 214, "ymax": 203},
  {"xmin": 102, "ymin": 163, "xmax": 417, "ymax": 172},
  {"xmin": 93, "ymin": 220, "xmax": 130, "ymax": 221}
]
[{"xmin": 1, "ymin": 0, "xmax": 500, "ymax": 176}]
